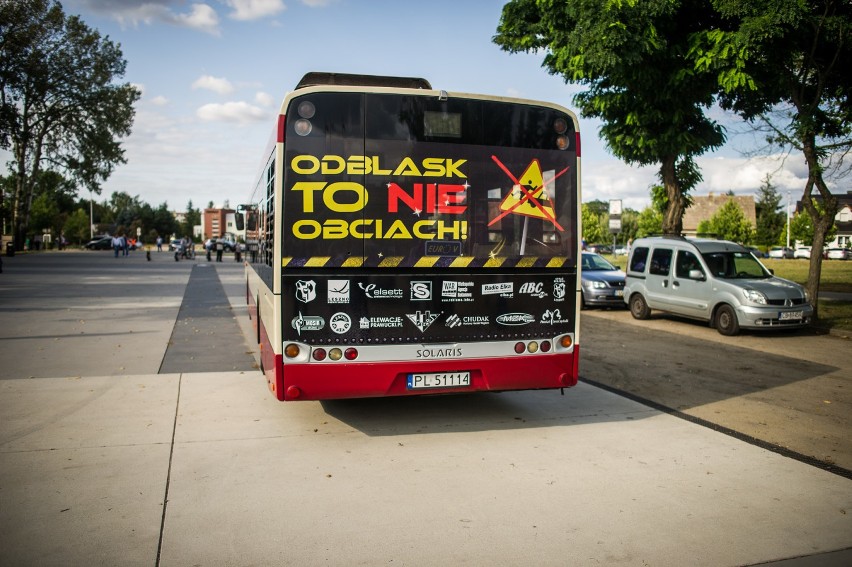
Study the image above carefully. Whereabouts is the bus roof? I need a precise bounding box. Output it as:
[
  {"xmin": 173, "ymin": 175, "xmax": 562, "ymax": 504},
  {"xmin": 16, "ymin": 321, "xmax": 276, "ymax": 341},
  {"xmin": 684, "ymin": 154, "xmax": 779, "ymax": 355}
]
[{"xmin": 296, "ymin": 72, "xmax": 432, "ymax": 90}]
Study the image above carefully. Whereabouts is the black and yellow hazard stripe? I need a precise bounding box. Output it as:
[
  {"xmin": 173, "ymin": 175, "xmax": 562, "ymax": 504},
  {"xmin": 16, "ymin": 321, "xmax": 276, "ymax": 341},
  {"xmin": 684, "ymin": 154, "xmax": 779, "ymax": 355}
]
[{"xmin": 283, "ymin": 255, "xmax": 570, "ymax": 269}]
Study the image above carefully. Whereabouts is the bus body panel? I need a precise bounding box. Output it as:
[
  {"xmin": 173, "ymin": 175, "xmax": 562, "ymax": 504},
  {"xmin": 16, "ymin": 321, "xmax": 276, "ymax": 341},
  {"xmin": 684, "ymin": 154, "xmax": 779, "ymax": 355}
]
[{"xmin": 279, "ymin": 351, "xmax": 579, "ymax": 401}]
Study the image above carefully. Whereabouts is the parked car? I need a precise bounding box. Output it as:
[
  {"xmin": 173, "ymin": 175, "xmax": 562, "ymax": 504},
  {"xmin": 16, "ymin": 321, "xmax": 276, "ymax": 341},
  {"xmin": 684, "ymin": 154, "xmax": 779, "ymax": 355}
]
[
  {"xmin": 826, "ymin": 248, "xmax": 850, "ymax": 260},
  {"xmin": 586, "ymin": 243, "xmax": 613, "ymax": 255},
  {"xmin": 624, "ymin": 236, "xmax": 812, "ymax": 336},
  {"xmin": 744, "ymin": 246, "xmax": 766, "ymax": 258},
  {"xmin": 84, "ymin": 235, "xmax": 112, "ymax": 250},
  {"xmin": 768, "ymin": 246, "xmax": 795, "ymax": 259},
  {"xmin": 793, "ymin": 246, "xmax": 812, "ymax": 259},
  {"xmin": 168, "ymin": 239, "xmax": 181, "ymax": 252},
  {"xmin": 580, "ymin": 252, "xmax": 626, "ymax": 309}
]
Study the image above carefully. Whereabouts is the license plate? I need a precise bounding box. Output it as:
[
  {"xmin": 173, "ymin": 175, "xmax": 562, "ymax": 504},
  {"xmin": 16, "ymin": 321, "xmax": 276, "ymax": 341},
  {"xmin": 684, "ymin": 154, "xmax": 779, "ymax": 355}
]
[
  {"xmin": 615, "ymin": 290, "xmax": 624, "ymax": 297},
  {"xmin": 407, "ymin": 372, "xmax": 471, "ymax": 390},
  {"xmin": 779, "ymin": 311, "xmax": 803, "ymax": 321}
]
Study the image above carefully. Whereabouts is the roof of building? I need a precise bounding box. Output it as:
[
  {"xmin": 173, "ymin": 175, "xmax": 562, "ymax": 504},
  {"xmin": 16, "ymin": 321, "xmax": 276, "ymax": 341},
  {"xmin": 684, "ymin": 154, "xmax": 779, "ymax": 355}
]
[{"xmin": 682, "ymin": 194, "xmax": 757, "ymax": 233}]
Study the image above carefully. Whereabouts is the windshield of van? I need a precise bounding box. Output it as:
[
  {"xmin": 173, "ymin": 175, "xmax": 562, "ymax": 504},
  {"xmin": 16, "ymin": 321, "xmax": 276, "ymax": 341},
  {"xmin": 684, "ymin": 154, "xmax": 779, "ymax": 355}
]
[{"xmin": 701, "ymin": 251, "xmax": 770, "ymax": 279}]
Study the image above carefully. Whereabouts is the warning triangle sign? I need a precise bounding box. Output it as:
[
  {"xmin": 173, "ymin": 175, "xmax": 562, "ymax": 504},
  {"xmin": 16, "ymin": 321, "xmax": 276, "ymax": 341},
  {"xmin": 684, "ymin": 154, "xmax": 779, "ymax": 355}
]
[{"xmin": 498, "ymin": 159, "xmax": 556, "ymax": 221}]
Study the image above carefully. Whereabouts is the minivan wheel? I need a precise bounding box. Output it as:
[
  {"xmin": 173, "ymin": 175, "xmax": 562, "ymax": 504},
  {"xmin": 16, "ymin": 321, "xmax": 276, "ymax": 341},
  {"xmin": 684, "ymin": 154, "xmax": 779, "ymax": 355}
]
[
  {"xmin": 629, "ymin": 293, "xmax": 650, "ymax": 320},
  {"xmin": 715, "ymin": 304, "xmax": 740, "ymax": 336}
]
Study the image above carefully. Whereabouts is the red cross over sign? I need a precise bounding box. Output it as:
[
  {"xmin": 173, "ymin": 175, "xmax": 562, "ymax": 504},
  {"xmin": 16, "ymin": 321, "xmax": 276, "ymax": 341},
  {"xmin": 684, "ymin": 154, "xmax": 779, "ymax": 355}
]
[{"xmin": 488, "ymin": 156, "xmax": 569, "ymax": 231}]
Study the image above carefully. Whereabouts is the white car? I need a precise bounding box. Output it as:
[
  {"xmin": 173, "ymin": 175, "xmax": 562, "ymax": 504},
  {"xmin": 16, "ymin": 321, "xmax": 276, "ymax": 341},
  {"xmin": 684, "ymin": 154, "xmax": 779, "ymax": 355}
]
[
  {"xmin": 826, "ymin": 248, "xmax": 850, "ymax": 260},
  {"xmin": 793, "ymin": 246, "xmax": 811, "ymax": 259},
  {"xmin": 768, "ymin": 246, "xmax": 795, "ymax": 259}
]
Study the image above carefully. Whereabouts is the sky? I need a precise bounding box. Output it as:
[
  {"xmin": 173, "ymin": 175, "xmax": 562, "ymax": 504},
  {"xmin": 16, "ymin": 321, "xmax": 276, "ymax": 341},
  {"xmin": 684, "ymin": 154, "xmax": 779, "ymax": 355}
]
[{"xmin": 47, "ymin": 0, "xmax": 832, "ymax": 213}]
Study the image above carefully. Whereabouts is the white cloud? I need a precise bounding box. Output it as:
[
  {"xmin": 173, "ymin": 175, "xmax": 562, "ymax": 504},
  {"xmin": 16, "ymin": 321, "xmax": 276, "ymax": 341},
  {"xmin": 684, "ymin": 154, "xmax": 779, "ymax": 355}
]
[
  {"xmin": 192, "ymin": 75, "xmax": 236, "ymax": 95},
  {"xmin": 150, "ymin": 95, "xmax": 169, "ymax": 106},
  {"xmin": 301, "ymin": 0, "xmax": 333, "ymax": 6},
  {"xmin": 255, "ymin": 91, "xmax": 276, "ymax": 107},
  {"xmin": 79, "ymin": 1, "xmax": 221, "ymax": 35},
  {"xmin": 175, "ymin": 3, "xmax": 220, "ymax": 35},
  {"xmin": 196, "ymin": 101, "xmax": 268, "ymax": 123},
  {"xmin": 225, "ymin": 0, "xmax": 286, "ymax": 20}
]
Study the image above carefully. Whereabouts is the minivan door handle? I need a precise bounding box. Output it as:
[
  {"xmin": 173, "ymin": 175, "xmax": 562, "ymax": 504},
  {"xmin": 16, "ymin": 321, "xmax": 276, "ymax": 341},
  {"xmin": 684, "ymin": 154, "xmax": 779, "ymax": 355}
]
[{"xmin": 662, "ymin": 279, "xmax": 669, "ymax": 288}]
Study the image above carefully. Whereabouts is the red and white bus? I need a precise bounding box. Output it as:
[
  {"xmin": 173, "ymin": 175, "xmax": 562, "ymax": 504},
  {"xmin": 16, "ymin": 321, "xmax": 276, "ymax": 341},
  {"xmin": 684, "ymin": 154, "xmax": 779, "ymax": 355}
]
[{"xmin": 240, "ymin": 72, "xmax": 581, "ymax": 401}]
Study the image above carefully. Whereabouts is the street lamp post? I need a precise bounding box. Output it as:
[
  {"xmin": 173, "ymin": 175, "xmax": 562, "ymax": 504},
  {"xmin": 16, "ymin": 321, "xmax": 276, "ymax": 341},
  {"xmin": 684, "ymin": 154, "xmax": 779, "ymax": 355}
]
[{"xmin": 786, "ymin": 191, "xmax": 791, "ymax": 249}]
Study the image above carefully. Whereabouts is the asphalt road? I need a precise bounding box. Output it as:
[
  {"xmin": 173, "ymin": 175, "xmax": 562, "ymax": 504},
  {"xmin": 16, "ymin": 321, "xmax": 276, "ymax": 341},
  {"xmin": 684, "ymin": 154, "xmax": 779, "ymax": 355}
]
[{"xmin": 0, "ymin": 251, "xmax": 850, "ymax": 566}]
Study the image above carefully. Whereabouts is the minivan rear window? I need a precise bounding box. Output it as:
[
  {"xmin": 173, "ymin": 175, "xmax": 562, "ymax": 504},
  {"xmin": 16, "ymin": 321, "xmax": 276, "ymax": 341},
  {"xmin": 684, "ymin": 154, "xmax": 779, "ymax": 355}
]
[{"xmin": 629, "ymin": 247, "xmax": 649, "ymax": 272}]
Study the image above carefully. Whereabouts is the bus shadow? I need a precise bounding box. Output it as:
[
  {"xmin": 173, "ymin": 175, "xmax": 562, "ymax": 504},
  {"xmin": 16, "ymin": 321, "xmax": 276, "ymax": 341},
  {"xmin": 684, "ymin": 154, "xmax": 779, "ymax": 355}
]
[{"xmin": 319, "ymin": 385, "xmax": 653, "ymax": 437}]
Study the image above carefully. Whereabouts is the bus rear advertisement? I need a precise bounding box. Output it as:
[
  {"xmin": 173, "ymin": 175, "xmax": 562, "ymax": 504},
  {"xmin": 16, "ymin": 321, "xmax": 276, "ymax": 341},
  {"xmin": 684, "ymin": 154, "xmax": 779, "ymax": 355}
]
[{"xmin": 243, "ymin": 72, "xmax": 581, "ymax": 401}]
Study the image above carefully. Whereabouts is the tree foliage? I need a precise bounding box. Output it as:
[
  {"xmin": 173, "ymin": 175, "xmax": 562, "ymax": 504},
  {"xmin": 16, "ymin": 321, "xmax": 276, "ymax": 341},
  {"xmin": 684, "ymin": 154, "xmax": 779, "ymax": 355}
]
[
  {"xmin": 692, "ymin": 0, "xmax": 852, "ymax": 316},
  {"xmin": 0, "ymin": 0, "xmax": 140, "ymax": 249},
  {"xmin": 494, "ymin": 0, "xmax": 726, "ymax": 235},
  {"xmin": 753, "ymin": 175, "xmax": 785, "ymax": 247},
  {"xmin": 696, "ymin": 199, "xmax": 754, "ymax": 243}
]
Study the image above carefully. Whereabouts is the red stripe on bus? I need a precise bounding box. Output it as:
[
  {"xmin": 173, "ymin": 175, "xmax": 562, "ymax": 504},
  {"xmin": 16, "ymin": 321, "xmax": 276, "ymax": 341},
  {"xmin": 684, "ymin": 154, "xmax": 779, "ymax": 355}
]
[
  {"xmin": 277, "ymin": 114, "xmax": 286, "ymax": 143},
  {"xmin": 279, "ymin": 354, "xmax": 578, "ymax": 401}
]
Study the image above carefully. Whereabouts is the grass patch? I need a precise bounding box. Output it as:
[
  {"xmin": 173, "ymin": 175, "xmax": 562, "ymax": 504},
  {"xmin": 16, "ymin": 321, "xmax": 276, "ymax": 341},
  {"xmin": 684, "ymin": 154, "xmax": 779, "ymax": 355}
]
[{"xmin": 761, "ymin": 258, "xmax": 852, "ymax": 293}]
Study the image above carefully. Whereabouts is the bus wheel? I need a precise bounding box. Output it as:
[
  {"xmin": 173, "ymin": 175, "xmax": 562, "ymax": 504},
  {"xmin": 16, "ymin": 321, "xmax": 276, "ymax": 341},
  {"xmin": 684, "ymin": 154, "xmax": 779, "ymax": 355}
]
[
  {"xmin": 715, "ymin": 304, "xmax": 740, "ymax": 336},
  {"xmin": 629, "ymin": 293, "xmax": 650, "ymax": 320}
]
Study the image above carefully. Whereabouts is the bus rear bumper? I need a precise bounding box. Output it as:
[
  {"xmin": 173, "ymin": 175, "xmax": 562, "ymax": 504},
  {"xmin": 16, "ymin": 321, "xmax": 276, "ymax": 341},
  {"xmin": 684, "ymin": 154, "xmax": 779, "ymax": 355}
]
[{"xmin": 271, "ymin": 350, "xmax": 580, "ymax": 401}]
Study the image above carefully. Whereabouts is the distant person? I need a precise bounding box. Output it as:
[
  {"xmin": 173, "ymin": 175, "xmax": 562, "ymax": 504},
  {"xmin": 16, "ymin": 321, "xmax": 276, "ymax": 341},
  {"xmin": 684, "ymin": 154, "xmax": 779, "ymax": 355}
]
[
  {"xmin": 112, "ymin": 235, "xmax": 122, "ymax": 257},
  {"xmin": 156, "ymin": 235, "xmax": 163, "ymax": 252},
  {"xmin": 215, "ymin": 239, "xmax": 224, "ymax": 262}
]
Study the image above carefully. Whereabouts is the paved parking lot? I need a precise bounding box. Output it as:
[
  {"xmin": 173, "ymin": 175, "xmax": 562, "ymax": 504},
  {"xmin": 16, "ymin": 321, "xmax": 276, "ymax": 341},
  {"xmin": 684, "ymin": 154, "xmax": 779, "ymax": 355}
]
[{"xmin": 0, "ymin": 252, "xmax": 850, "ymax": 566}]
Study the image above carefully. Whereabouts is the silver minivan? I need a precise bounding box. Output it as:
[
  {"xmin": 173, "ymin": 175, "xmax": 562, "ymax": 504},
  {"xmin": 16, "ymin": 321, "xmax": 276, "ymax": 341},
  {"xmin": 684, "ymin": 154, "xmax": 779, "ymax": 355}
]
[{"xmin": 624, "ymin": 237, "xmax": 813, "ymax": 335}]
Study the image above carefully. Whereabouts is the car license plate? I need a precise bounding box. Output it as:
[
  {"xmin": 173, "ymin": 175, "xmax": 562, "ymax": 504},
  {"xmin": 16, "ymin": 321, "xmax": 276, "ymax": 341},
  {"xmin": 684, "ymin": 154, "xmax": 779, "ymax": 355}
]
[
  {"xmin": 779, "ymin": 311, "xmax": 803, "ymax": 321},
  {"xmin": 615, "ymin": 290, "xmax": 624, "ymax": 297},
  {"xmin": 407, "ymin": 372, "xmax": 471, "ymax": 390}
]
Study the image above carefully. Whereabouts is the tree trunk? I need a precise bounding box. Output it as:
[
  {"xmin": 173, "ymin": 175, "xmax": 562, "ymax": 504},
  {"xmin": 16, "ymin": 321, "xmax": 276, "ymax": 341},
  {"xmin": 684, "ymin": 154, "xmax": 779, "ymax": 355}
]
[
  {"xmin": 660, "ymin": 155, "xmax": 684, "ymax": 235},
  {"xmin": 800, "ymin": 141, "xmax": 838, "ymax": 323}
]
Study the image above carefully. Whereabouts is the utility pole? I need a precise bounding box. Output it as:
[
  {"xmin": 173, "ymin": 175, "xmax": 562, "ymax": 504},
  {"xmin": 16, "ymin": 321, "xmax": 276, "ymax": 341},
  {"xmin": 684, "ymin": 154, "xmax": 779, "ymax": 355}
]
[{"xmin": 786, "ymin": 191, "xmax": 791, "ymax": 249}]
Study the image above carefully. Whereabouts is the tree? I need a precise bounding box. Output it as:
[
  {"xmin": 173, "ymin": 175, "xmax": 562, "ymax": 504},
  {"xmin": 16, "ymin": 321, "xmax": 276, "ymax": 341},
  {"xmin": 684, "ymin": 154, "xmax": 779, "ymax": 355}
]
[
  {"xmin": 697, "ymin": 199, "xmax": 754, "ymax": 243},
  {"xmin": 62, "ymin": 208, "xmax": 90, "ymax": 244},
  {"xmin": 581, "ymin": 203, "xmax": 607, "ymax": 244},
  {"xmin": 635, "ymin": 206, "xmax": 663, "ymax": 238},
  {"xmin": 754, "ymin": 175, "xmax": 785, "ymax": 247},
  {"xmin": 0, "ymin": 0, "xmax": 140, "ymax": 250},
  {"xmin": 789, "ymin": 208, "xmax": 837, "ymax": 247},
  {"xmin": 694, "ymin": 0, "xmax": 852, "ymax": 317},
  {"xmin": 182, "ymin": 200, "xmax": 200, "ymax": 238},
  {"xmin": 494, "ymin": 0, "xmax": 725, "ymax": 235}
]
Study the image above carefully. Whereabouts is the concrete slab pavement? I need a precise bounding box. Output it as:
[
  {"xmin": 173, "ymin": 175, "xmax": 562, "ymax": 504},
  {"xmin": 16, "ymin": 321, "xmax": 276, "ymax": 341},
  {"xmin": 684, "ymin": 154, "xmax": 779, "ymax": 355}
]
[{"xmin": 2, "ymin": 371, "xmax": 850, "ymax": 566}]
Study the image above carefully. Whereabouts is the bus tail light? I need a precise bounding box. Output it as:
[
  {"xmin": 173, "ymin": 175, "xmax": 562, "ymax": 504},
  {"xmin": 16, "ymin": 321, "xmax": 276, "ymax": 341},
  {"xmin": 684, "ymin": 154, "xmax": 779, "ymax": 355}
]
[
  {"xmin": 285, "ymin": 343, "xmax": 301, "ymax": 358},
  {"xmin": 329, "ymin": 348, "xmax": 343, "ymax": 361},
  {"xmin": 540, "ymin": 341, "xmax": 552, "ymax": 353},
  {"xmin": 514, "ymin": 342, "xmax": 525, "ymax": 354},
  {"xmin": 560, "ymin": 335, "xmax": 573, "ymax": 349},
  {"xmin": 344, "ymin": 348, "xmax": 358, "ymax": 360},
  {"xmin": 286, "ymin": 386, "xmax": 301, "ymax": 399},
  {"xmin": 312, "ymin": 348, "xmax": 326, "ymax": 361}
]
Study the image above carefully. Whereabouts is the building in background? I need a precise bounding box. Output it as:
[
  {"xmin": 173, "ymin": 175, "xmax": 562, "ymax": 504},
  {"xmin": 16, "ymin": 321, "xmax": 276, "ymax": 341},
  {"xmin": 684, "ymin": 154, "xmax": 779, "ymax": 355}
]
[
  {"xmin": 202, "ymin": 207, "xmax": 236, "ymax": 240},
  {"xmin": 682, "ymin": 193, "xmax": 756, "ymax": 238},
  {"xmin": 796, "ymin": 190, "xmax": 852, "ymax": 249}
]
